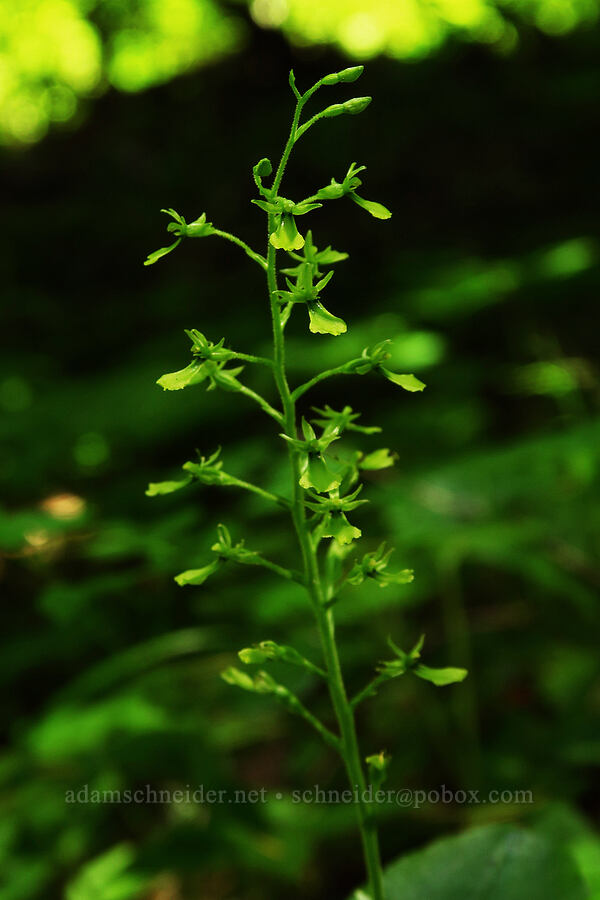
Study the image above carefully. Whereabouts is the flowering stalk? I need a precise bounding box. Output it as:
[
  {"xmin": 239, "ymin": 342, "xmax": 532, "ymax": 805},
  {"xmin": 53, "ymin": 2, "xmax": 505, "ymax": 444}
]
[{"xmin": 144, "ymin": 65, "xmax": 466, "ymax": 900}]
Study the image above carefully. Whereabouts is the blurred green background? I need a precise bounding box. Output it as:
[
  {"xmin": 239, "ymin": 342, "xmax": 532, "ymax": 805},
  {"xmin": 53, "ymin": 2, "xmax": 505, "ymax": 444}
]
[{"xmin": 1, "ymin": 0, "xmax": 600, "ymax": 897}]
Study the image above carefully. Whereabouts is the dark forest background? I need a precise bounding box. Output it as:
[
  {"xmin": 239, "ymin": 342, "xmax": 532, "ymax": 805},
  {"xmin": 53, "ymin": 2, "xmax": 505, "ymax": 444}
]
[{"xmin": 1, "ymin": 5, "xmax": 600, "ymax": 898}]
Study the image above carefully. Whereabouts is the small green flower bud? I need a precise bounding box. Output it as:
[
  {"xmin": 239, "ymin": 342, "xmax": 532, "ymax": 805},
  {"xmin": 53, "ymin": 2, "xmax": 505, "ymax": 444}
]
[
  {"xmin": 342, "ymin": 96, "xmax": 372, "ymax": 115},
  {"xmin": 366, "ymin": 751, "xmax": 390, "ymax": 790},
  {"xmin": 366, "ymin": 751, "xmax": 389, "ymax": 773},
  {"xmin": 321, "ymin": 104, "xmax": 345, "ymax": 119},
  {"xmin": 321, "ymin": 66, "xmax": 364, "ymax": 86},
  {"xmin": 221, "ymin": 667, "xmax": 256, "ymax": 691},
  {"xmin": 238, "ymin": 647, "xmax": 269, "ymax": 665},
  {"xmin": 338, "ymin": 65, "xmax": 364, "ymax": 83},
  {"xmin": 254, "ymin": 157, "xmax": 272, "ymax": 177}
]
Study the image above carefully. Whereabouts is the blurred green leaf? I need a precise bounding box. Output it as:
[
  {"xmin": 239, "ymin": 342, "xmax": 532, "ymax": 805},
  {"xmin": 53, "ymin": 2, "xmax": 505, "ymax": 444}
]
[{"xmin": 371, "ymin": 825, "xmax": 588, "ymax": 900}]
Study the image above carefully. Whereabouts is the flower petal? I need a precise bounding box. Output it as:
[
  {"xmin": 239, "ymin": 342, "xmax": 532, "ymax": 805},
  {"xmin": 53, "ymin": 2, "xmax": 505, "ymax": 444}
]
[
  {"xmin": 144, "ymin": 238, "xmax": 182, "ymax": 266},
  {"xmin": 174, "ymin": 558, "xmax": 221, "ymax": 586},
  {"xmin": 270, "ymin": 214, "xmax": 305, "ymax": 251},
  {"xmin": 380, "ymin": 369, "xmax": 426, "ymax": 392},
  {"xmin": 308, "ymin": 301, "xmax": 347, "ymax": 336},
  {"xmin": 299, "ymin": 454, "xmax": 342, "ymax": 493},
  {"xmin": 145, "ymin": 476, "xmax": 193, "ymax": 496},
  {"xmin": 156, "ymin": 360, "xmax": 208, "ymax": 391},
  {"xmin": 323, "ymin": 512, "xmax": 361, "ymax": 545},
  {"xmin": 380, "ymin": 568, "xmax": 414, "ymax": 586},
  {"xmin": 413, "ymin": 664, "xmax": 468, "ymax": 686},
  {"xmin": 359, "ymin": 448, "xmax": 397, "ymax": 470},
  {"xmin": 350, "ymin": 193, "xmax": 392, "ymax": 220}
]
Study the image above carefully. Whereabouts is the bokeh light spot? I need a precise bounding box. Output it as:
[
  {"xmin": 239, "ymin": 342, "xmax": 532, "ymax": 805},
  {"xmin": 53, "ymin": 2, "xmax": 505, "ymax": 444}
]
[
  {"xmin": 40, "ymin": 493, "xmax": 86, "ymax": 520},
  {"xmin": 251, "ymin": 0, "xmax": 289, "ymax": 28}
]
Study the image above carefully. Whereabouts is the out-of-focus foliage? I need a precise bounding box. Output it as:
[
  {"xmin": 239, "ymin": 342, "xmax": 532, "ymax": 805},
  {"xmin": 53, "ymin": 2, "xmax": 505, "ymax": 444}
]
[
  {"xmin": 378, "ymin": 824, "xmax": 588, "ymax": 900},
  {"xmin": 1, "ymin": 4, "xmax": 600, "ymax": 898},
  {"xmin": 0, "ymin": 0, "xmax": 243, "ymax": 143},
  {"xmin": 2, "ymin": 0, "xmax": 600, "ymax": 144},
  {"xmin": 258, "ymin": 0, "xmax": 598, "ymax": 56}
]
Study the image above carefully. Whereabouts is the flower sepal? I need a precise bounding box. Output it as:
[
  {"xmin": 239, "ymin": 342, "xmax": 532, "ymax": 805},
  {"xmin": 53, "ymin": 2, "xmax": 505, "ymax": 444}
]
[
  {"xmin": 359, "ymin": 448, "xmax": 397, "ymax": 470},
  {"xmin": 351, "ymin": 341, "xmax": 426, "ymax": 392},
  {"xmin": 281, "ymin": 419, "xmax": 351, "ymax": 493},
  {"xmin": 144, "ymin": 209, "xmax": 214, "ymax": 265},
  {"xmin": 280, "ymin": 230, "xmax": 348, "ymax": 279},
  {"xmin": 346, "ymin": 543, "xmax": 414, "ymax": 588},
  {"xmin": 304, "ymin": 485, "xmax": 367, "ymax": 544},
  {"xmin": 377, "ymin": 635, "xmax": 468, "ymax": 687},
  {"xmin": 311, "ymin": 405, "xmax": 381, "ymax": 438},
  {"xmin": 183, "ymin": 447, "xmax": 227, "ymax": 486},
  {"xmin": 314, "ymin": 163, "xmax": 391, "ymax": 219}
]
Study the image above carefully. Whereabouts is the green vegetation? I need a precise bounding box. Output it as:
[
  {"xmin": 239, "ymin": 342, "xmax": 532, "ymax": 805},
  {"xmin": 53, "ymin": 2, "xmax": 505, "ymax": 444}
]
[
  {"xmin": 2, "ymin": 0, "xmax": 599, "ymax": 144},
  {"xmin": 1, "ymin": 9, "xmax": 599, "ymax": 898},
  {"xmin": 143, "ymin": 65, "xmax": 471, "ymax": 898}
]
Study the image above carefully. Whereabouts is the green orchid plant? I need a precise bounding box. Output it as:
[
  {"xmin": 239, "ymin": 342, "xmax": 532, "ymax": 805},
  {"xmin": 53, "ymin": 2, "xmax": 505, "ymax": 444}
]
[{"xmin": 144, "ymin": 65, "xmax": 466, "ymax": 900}]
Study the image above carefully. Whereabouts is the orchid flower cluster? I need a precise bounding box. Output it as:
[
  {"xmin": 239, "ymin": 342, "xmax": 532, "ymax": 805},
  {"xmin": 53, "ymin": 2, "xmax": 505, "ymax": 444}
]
[{"xmin": 144, "ymin": 65, "xmax": 466, "ymax": 900}]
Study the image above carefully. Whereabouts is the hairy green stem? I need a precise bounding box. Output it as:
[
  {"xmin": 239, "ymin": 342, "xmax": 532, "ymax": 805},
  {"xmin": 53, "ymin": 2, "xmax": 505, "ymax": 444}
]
[
  {"xmin": 222, "ymin": 474, "xmax": 290, "ymax": 509},
  {"xmin": 232, "ymin": 352, "xmax": 274, "ymax": 368},
  {"xmin": 351, "ymin": 673, "xmax": 388, "ymax": 710},
  {"xmin": 272, "ymin": 686, "xmax": 342, "ymax": 751},
  {"xmin": 265, "ymin": 98, "xmax": 385, "ymax": 900},
  {"xmin": 233, "ymin": 382, "xmax": 283, "ymax": 424},
  {"xmin": 245, "ymin": 554, "xmax": 304, "ymax": 584},
  {"xmin": 211, "ymin": 228, "xmax": 267, "ymax": 269},
  {"xmin": 291, "ymin": 358, "xmax": 363, "ymax": 401}
]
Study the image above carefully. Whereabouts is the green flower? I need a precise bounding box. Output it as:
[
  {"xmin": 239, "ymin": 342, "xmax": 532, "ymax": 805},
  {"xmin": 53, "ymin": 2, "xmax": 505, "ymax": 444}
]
[
  {"xmin": 144, "ymin": 209, "xmax": 215, "ymax": 265},
  {"xmin": 347, "ymin": 543, "xmax": 414, "ymax": 588},
  {"xmin": 311, "ymin": 405, "xmax": 381, "ymax": 438},
  {"xmin": 315, "ymin": 162, "xmax": 392, "ymax": 219},
  {"xmin": 183, "ymin": 447, "xmax": 226, "ymax": 485},
  {"xmin": 156, "ymin": 331, "xmax": 245, "ymax": 392},
  {"xmin": 280, "ymin": 230, "xmax": 348, "ymax": 281},
  {"xmin": 275, "ymin": 264, "xmax": 346, "ymax": 337},
  {"xmin": 157, "ymin": 359, "xmax": 244, "ymax": 392},
  {"xmin": 300, "ymin": 452, "xmax": 347, "ymax": 493},
  {"xmin": 322, "ymin": 511, "xmax": 361, "ymax": 545},
  {"xmin": 271, "ymin": 209, "xmax": 304, "ymax": 251},
  {"xmin": 304, "ymin": 485, "xmax": 368, "ymax": 545},
  {"xmin": 146, "ymin": 447, "xmax": 225, "ymax": 497},
  {"xmin": 281, "ymin": 418, "xmax": 349, "ymax": 493},
  {"xmin": 377, "ymin": 635, "xmax": 468, "ymax": 687},
  {"xmin": 252, "ymin": 197, "xmax": 322, "ymax": 252},
  {"xmin": 174, "ymin": 524, "xmax": 261, "ymax": 588},
  {"xmin": 352, "ymin": 341, "xmax": 426, "ymax": 392}
]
